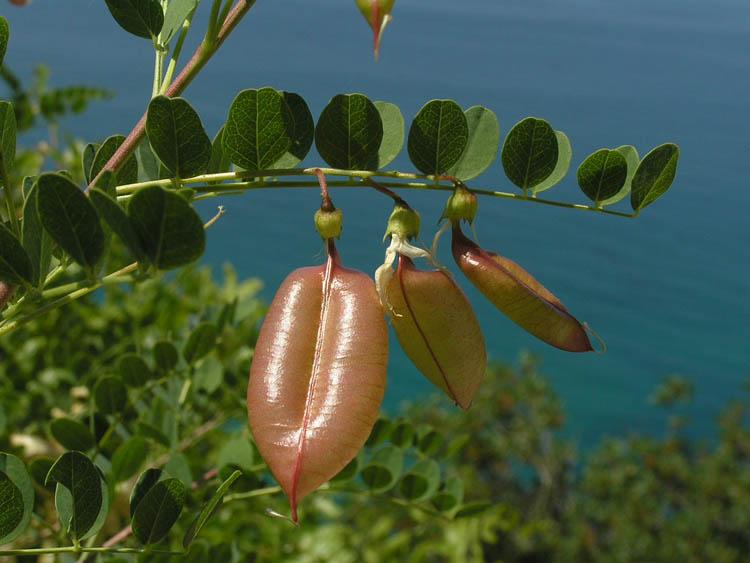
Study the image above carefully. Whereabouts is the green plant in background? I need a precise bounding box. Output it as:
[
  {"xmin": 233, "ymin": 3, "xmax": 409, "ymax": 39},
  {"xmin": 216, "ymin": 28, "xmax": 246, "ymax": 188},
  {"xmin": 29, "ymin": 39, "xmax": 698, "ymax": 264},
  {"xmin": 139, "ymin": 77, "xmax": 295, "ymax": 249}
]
[
  {"xmin": 0, "ymin": 0, "xmax": 697, "ymax": 559},
  {"xmin": 0, "ymin": 269, "xmax": 747, "ymax": 561}
]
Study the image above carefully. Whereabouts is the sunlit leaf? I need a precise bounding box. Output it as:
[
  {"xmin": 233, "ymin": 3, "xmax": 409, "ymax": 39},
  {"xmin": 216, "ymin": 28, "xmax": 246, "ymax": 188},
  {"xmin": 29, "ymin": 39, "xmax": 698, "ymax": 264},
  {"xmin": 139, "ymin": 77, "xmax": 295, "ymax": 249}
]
[
  {"xmin": 37, "ymin": 173, "xmax": 105, "ymax": 273},
  {"xmin": 128, "ymin": 185, "xmax": 205, "ymax": 269},
  {"xmin": 146, "ymin": 96, "xmax": 211, "ymax": 178},
  {"xmin": 408, "ymin": 99, "xmax": 468, "ymax": 175},
  {"xmin": 161, "ymin": 0, "xmax": 197, "ymax": 45},
  {"xmin": 599, "ymin": 145, "xmax": 639, "ymax": 206},
  {"xmin": 501, "ymin": 117, "xmax": 559, "ymax": 192},
  {"xmin": 135, "ymin": 139, "xmax": 165, "ymax": 182},
  {"xmin": 90, "ymin": 188, "xmax": 146, "ymax": 262},
  {"xmin": 0, "ymin": 473, "xmax": 24, "ymax": 545},
  {"xmin": 577, "ymin": 148, "xmax": 628, "ymax": 204},
  {"xmin": 105, "ymin": 0, "xmax": 164, "ymax": 40},
  {"xmin": 315, "ymin": 93, "xmax": 383, "ymax": 170},
  {"xmin": 223, "ymin": 88, "xmax": 293, "ymax": 171},
  {"xmin": 45, "ymin": 452, "xmax": 105, "ymax": 541},
  {"xmin": 90, "ymin": 135, "xmax": 138, "ymax": 186},
  {"xmin": 0, "ymin": 453, "xmax": 34, "ymax": 545},
  {"xmin": 630, "ymin": 143, "xmax": 680, "ymax": 211},
  {"xmin": 183, "ymin": 470, "xmax": 241, "ymax": 548},
  {"xmin": 206, "ymin": 126, "xmax": 231, "ymax": 176},
  {"xmin": 130, "ymin": 468, "xmax": 162, "ymax": 517},
  {"xmin": 272, "ymin": 92, "xmax": 314, "ymax": 168},
  {"xmin": 447, "ymin": 105, "xmax": 499, "ymax": 181},
  {"xmin": 83, "ymin": 143, "xmax": 99, "ymax": 185},
  {"xmin": 374, "ymin": 101, "xmax": 404, "ymax": 169},
  {"xmin": 531, "ymin": 131, "xmax": 572, "ymax": 195},
  {"xmin": 132, "ymin": 478, "xmax": 187, "ymax": 545}
]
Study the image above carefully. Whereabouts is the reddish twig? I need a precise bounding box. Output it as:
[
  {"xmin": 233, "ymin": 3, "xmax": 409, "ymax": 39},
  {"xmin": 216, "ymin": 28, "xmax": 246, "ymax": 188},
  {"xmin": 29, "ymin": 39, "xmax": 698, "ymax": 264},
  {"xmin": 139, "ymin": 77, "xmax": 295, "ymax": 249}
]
[
  {"xmin": 314, "ymin": 168, "xmax": 334, "ymax": 210},
  {"xmin": 365, "ymin": 178, "xmax": 411, "ymax": 208},
  {"xmin": 86, "ymin": 0, "xmax": 257, "ymax": 193}
]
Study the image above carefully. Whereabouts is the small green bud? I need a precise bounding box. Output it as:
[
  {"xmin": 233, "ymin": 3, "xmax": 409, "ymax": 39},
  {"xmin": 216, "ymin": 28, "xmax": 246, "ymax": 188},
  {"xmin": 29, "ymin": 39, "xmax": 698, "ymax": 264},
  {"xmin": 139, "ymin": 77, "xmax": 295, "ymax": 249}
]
[
  {"xmin": 385, "ymin": 203, "xmax": 420, "ymax": 240},
  {"xmin": 441, "ymin": 187, "xmax": 478, "ymax": 224},
  {"xmin": 315, "ymin": 207, "xmax": 343, "ymax": 240}
]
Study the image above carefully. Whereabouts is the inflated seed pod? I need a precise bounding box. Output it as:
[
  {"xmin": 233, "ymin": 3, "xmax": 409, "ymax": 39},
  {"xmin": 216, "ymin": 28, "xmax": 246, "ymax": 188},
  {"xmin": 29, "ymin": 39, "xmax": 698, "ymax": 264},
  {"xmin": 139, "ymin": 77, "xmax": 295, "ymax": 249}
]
[
  {"xmin": 247, "ymin": 242, "xmax": 388, "ymax": 522},
  {"xmin": 386, "ymin": 255, "xmax": 486, "ymax": 409},
  {"xmin": 451, "ymin": 224, "xmax": 593, "ymax": 353}
]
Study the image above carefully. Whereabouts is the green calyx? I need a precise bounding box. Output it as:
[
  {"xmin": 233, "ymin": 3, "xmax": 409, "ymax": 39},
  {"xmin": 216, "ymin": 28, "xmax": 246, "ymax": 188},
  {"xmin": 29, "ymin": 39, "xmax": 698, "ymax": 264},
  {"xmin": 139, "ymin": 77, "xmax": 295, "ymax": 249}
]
[
  {"xmin": 441, "ymin": 187, "xmax": 478, "ymax": 224},
  {"xmin": 385, "ymin": 203, "xmax": 420, "ymax": 240},
  {"xmin": 355, "ymin": 0, "xmax": 396, "ymax": 24},
  {"xmin": 314, "ymin": 207, "xmax": 344, "ymax": 240}
]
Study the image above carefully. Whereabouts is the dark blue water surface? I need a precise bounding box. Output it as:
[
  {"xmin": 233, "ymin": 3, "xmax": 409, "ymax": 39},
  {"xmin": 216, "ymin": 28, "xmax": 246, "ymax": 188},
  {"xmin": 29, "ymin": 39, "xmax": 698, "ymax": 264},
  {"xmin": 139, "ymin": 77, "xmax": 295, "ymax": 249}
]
[{"xmin": 3, "ymin": 0, "xmax": 748, "ymax": 445}]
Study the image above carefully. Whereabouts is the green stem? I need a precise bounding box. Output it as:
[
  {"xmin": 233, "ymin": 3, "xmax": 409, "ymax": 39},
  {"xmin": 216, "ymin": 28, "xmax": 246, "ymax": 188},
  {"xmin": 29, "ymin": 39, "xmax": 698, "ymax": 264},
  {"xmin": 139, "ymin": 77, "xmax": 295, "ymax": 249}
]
[
  {"xmin": 0, "ymin": 262, "xmax": 139, "ymax": 337},
  {"xmin": 0, "ymin": 547, "xmax": 182, "ymax": 556},
  {"xmin": 219, "ymin": 0, "xmax": 235, "ymax": 28},
  {"xmin": 223, "ymin": 485, "xmax": 283, "ymax": 502},
  {"xmin": 87, "ymin": 0, "xmax": 257, "ymax": 192},
  {"xmin": 0, "ymin": 208, "xmax": 224, "ymax": 336},
  {"xmin": 3, "ymin": 263, "xmax": 67, "ymax": 319},
  {"xmin": 159, "ymin": 8, "xmax": 197, "ymax": 94},
  {"xmin": 115, "ymin": 168, "xmax": 636, "ymax": 219},
  {"xmin": 206, "ymin": 0, "xmax": 224, "ymax": 44},
  {"xmin": 151, "ymin": 46, "xmax": 165, "ymax": 98}
]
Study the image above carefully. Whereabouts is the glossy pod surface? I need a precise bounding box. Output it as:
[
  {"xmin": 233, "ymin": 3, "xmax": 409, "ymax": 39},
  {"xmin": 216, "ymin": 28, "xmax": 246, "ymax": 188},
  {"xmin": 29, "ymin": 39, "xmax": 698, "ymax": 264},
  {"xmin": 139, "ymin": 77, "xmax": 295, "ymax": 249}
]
[
  {"xmin": 247, "ymin": 252, "xmax": 388, "ymax": 521},
  {"xmin": 387, "ymin": 255, "xmax": 486, "ymax": 409},
  {"xmin": 452, "ymin": 226, "xmax": 593, "ymax": 353}
]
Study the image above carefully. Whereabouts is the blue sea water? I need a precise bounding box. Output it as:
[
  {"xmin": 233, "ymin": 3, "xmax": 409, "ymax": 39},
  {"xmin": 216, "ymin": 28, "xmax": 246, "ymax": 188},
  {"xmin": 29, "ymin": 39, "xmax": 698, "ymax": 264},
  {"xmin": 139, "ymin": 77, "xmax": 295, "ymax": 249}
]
[{"xmin": 2, "ymin": 0, "xmax": 748, "ymax": 446}]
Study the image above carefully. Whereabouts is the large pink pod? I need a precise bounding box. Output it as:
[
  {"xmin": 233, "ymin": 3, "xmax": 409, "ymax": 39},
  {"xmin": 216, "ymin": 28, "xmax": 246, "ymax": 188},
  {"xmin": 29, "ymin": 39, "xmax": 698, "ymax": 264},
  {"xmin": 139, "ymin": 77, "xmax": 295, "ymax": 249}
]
[
  {"xmin": 387, "ymin": 255, "xmax": 486, "ymax": 409},
  {"xmin": 451, "ymin": 225, "xmax": 593, "ymax": 353},
  {"xmin": 247, "ymin": 246, "xmax": 388, "ymax": 522}
]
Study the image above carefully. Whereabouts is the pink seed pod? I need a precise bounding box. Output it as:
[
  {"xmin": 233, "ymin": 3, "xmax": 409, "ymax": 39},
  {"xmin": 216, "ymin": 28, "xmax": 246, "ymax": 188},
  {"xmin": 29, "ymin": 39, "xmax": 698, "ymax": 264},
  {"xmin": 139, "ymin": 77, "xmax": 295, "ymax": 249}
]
[
  {"xmin": 354, "ymin": 0, "xmax": 395, "ymax": 60},
  {"xmin": 451, "ymin": 225, "xmax": 593, "ymax": 353},
  {"xmin": 386, "ymin": 255, "xmax": 486, "ymax": 409},
  {"xmin": 247, "ymin": 243, "xmax": 388, "ymax": 522}
]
